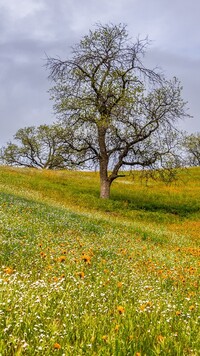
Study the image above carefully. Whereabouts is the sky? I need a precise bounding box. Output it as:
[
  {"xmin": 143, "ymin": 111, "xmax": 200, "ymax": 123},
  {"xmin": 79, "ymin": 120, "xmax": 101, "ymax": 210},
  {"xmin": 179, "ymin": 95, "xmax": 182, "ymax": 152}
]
[{"xmin": 0, "ymin": 0, "xmax": 200, "ymax": 146}]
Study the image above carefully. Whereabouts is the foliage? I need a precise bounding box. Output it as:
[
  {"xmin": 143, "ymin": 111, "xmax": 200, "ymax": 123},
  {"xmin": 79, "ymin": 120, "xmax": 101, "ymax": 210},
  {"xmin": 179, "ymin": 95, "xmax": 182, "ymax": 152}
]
[
  {"xmin": 47, "ymin": 23, "xmax": 190, "ymax": 198},
  {"xmin": 183, "ymin": 132, "xmax": 200, "ymax": 166},
  {"xmin": 0, "ymin": 166, "xmax": 199, "ymax": 355},
  {"xmin": 0, "ymin": 124, "xmax": 74, "ymax": 169}
]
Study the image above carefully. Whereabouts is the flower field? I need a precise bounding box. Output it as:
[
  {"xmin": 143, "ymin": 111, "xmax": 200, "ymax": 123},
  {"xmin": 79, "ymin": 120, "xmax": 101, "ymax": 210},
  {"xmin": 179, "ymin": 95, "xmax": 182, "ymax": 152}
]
[{"xmin": 0, "ymin": 166, "xmax": 199, "ymax": 355}]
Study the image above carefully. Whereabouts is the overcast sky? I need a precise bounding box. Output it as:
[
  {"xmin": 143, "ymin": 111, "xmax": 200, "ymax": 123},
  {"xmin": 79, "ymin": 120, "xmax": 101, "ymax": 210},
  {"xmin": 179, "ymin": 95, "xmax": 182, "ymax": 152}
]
[{"xmin": 0, "ymin": 0, "xmax": 200, "ymax": 146}]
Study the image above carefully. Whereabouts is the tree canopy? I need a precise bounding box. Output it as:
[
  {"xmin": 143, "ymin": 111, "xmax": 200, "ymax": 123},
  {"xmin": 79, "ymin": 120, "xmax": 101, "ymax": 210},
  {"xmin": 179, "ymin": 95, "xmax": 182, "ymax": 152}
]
[
  {"xmin": 0, "ymin": 124, "xmax": 74, "ymax": 169},
  {"xmin": 46, "ymin": 23, "xmax": 190, "ymax": 198},
  {"xmin": 183, "ymin": 132, "xmax": 200, "ymax": 166}
]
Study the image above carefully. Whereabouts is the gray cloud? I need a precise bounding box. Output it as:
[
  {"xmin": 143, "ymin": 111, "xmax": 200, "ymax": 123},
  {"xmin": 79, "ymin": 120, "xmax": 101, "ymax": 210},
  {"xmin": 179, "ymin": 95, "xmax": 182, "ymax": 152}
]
[{"xmin": 0, "ymin": 0, "xmax": 199, "ymax": 146}]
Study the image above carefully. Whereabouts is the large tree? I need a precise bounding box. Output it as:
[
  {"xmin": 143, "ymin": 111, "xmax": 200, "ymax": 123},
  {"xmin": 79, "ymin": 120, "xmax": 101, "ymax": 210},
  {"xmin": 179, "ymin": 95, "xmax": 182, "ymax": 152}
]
[
  {"xmin": 0, "ymin": 124, "xmax": 74, "ymax": 169},
  {"xmin": 47, "ymin": 23, "xmax": 190, "ymax": 198}
]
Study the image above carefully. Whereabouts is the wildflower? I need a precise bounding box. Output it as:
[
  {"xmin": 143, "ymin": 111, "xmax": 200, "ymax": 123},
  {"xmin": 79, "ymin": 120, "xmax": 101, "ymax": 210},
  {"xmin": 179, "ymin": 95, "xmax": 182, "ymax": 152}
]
[
  {"xmin": 40, "ymin": 251, "xmax": 46, "ymax": 258},
  {"xmin": 57, "ymin": 256, "xmax": 66, "ymax": 263},
  {"xmin": 139, "ymin": 304, "xmax": 146, "ymax": 311},
  {"xmin": 81, "ymin": 254, "xmax": 91, "ymax": 264},
  {"xmin": 175, "ymin": 311, "xmax": 181, "ymax": 316},
  {"xmin": 157, "ymin": 335, "xmax": 165, "ymax": 343},
  {"xmin": 114, "ymin": 324, "xmax": 120, "ymax": 332},
  {"xmin": 77, "ymin": 271, "xmax": 85, "ymax": 279},
  {"xmin": 135, "ymin": 353, "xmax": 141, "ymax": 356},
  {"xmin": 117, "ymin": 306, "xmax": 125, "ymax": 314},
  {"xmin": 189, "ymin": 305, "xmax": 195, "ymax": 311},
  {"xmin": 102, "ymin": 335, "xmax": 108, "ymax": 342},
  {"xmin": 4, "ymin": 267, "xmax": 14, "ymax": 275},
  {"xmin": 117, "ymin": 282, "xmax": 123, "ymax": 288},
  {"xmin": 53, "ymin": 342, "xmax": 61, "ymax": 349}
]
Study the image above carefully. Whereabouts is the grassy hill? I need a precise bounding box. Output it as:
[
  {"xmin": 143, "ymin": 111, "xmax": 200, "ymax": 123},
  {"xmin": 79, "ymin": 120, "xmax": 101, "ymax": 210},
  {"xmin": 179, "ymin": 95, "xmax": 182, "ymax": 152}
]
[{"xmin": 0, "ymin": 166, "xmax": 199, "ymax": 355}]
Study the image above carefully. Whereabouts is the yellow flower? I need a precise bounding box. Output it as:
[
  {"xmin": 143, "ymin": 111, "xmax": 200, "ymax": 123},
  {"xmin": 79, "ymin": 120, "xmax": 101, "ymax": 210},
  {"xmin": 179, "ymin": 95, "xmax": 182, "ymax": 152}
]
[
  {"xmin": 117, "ymin": 306, "xmax": 125, "ymax": 314},
  {"xmin": 102, "ymin": 335, "xmax": 108, "ymax": 342},
  {"xmin": 139, "ymin": 304, "xmax": 146, "ymax": 311},
  {"xmin": 114, "ymin": 324, "xmax": 120, "ymax": 332}
]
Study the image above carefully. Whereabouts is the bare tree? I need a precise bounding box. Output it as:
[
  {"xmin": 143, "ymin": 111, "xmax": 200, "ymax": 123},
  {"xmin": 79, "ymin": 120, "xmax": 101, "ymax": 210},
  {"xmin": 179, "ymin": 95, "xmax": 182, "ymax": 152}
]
[
  {"xmin": 0, "ymin": 124, "xmax": 74, "ymax": 169},
  {"xmin": 46, "ymin": 23, "xmax": 190, "ymax": 198}
]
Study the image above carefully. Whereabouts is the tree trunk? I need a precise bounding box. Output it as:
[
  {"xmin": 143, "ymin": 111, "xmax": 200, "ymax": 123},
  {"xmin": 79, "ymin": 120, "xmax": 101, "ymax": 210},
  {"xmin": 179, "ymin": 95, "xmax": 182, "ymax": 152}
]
[
  {"xmin": 98, "ymin": 126, "xmax": 110, "ymax": 198},
  {"xmin": 100, "ymin": 177, "xmax": 111, "ymax": 199}
]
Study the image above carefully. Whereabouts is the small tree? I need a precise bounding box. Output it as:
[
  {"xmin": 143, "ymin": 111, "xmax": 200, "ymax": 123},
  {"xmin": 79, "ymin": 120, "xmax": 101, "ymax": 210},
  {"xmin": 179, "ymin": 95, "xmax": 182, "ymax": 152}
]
[
  {"xmin": 0, "ymin": 124, "xmax": 73, "ymax": 169},
  {"xmin": 47, "ymin": 23, "xmax": 190, "ymax": 198},
  {"xmin": 183, "ymin": 132, "xmax": 200, "ymax": 166}
]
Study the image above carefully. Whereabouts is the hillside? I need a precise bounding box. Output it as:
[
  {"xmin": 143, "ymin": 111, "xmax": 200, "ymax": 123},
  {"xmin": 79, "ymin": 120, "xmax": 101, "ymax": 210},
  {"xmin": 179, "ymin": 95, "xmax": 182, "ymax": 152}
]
[{"xmin": 0, "ymin": 166, "xmax": 199, "ymax": 355}]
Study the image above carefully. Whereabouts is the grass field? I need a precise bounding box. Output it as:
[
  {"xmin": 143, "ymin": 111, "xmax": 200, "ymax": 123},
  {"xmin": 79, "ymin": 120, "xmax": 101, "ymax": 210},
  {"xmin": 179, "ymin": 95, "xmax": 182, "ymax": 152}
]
[{"xmin": 0, "ymin": 166, "xmax": 199, "ymax": 355}]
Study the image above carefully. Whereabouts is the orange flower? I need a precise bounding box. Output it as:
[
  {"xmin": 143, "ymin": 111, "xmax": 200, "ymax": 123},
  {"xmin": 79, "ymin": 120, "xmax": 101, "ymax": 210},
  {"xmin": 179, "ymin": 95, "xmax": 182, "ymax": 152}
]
[
  {"xmin": 189, "ymin": 305, "xmax": 195, "ymax": 311},
  {"xmin": 57, "ymin": 256, "xmax": 66, "ymax": 263},
  {"xmin": 157, "ymin": 335, "xmax": 165, "ymax": 343},
  {"xmin": 175, "ymin": 311, "xmax": 181, "ymax": 316},
  {"xmin": 53, "ymin": 342, "xmax": 61, "ymax": 349},
  {"xmin": 4, "ymin": 267, "xmax": 14, "ymax": 275},
  {"xmin": 81, "ymin": 254, "xmax": 91, "ymax": 264},
  {"xmin": 117, "ymin": 282, "xmax": 123, "ymax": 288},
  {"xmin": 117, "ymin": 306, "xmax": 125, "ymax": 314},
  {"xmin": 40, "ymin": 251, "xmax": 46, "ymax": 258},
  {"xmin": 135, "ymin": 353, "xmax": 141, "ymax": 356},
  {"xmin": 77, "ymin": 271, "xmax": 85, "ymax": 279}
]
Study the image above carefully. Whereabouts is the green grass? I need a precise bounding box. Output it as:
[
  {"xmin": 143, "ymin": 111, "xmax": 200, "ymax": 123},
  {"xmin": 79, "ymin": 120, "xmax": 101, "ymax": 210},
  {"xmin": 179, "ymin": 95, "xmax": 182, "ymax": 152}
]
[{"xmin": 0, "ymin": 166, "xmax": 199, "ymax": 355}]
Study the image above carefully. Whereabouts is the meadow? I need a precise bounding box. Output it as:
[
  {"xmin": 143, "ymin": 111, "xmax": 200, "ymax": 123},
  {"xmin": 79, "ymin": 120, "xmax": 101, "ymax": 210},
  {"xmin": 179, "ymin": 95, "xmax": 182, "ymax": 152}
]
[{"xmin": 0, "ymin": 166, "xmax": 199, "ymax": 355}]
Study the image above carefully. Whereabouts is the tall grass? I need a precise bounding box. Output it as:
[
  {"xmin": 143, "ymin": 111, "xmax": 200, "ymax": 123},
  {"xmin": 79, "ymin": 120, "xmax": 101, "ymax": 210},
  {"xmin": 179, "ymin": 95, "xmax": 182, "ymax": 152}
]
[{"xmin": 0, "ymin": 166, "xmax": 199, "ymax": 355}]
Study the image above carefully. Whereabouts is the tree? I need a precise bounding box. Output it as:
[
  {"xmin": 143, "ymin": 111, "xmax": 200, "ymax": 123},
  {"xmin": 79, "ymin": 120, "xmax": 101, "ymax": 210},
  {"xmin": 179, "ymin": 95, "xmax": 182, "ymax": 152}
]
[
  {"xmin": 46, "ymin": 23, "xmax": 190, "ymax": 198},
  {"xmin": 183, "ymin": 132, "xmax": 200, "ymax": 166},
  {"xmin": 0, "ymin": 124, "xmax": 74, "ymax": 169}
]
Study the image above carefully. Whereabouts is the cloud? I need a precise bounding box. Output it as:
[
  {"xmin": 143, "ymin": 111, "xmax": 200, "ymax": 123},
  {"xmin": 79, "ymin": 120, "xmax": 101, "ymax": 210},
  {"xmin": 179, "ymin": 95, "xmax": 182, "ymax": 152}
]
[{"xmin": 0, "ymin": 0, "xmax": 199, "ymax": 146}]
